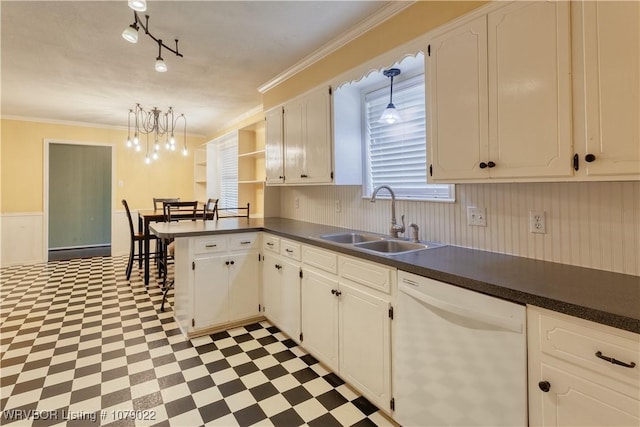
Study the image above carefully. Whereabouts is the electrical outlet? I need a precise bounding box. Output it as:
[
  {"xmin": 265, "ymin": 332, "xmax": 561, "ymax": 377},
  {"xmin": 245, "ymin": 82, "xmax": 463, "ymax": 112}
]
[
  {"xmin": 294, "ymin": 198, "xmax": 299, "ymax": 209},
  {"xmin": 529, "ymin": 211, "xmax": 546, "ymax": 234},
  {"xmin": 467, "ymin": 207, "xmax": 487, "ymax": 227},
  {"xmin": 335, "ymin": 200, "xmax": 341, "ymax": 213}
]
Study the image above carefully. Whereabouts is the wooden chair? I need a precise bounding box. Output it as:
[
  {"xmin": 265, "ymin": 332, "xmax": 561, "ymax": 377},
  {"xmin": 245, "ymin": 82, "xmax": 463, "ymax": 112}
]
[
  {"xmin": 216, "ymin": 202, "xmax": 250, "ymax": 220},
  {"xmin": 122, "ymin": 199, "xmax": 158, "ymax": 280},
  {"xmin": 153, "ymin": 197, "xmax": 179, "ymax": 211},
  {"xmin": 159, "ymin": 201, "xmax": 198, "ymax": 311},
  {"xmin": 203, "ymin": 198, "xmax": 218, "ymax": 221}
]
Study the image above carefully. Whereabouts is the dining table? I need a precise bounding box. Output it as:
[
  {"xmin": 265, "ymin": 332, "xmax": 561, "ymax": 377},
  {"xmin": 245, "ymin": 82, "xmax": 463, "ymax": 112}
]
[{"xmin": 137, "ymin": 208, "xmax": 204, "ymax": 288}]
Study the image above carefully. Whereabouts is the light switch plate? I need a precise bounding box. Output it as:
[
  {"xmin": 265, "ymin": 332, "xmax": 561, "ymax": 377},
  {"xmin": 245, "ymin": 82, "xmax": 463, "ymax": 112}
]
[{"xmin": 467, "ymin": 207, "xmax": 487, "ymax": 227}]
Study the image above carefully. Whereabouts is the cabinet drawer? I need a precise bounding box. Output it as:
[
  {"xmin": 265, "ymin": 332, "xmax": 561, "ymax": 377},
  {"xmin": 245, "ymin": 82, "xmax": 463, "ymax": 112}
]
[
  {"xmin": 302, "ymin": 245, "xmax": 337, "ymax": 274},
  {"xmin": 194, "ymin": 237, "xmax": 227, "ymax": 254},
  {"xmin": 338, "ymin": 256, "xmax": 395, "ymax": 294},
  {"xmin": 263, "ymin": 234, "xmax": 280, "ymax": 254},
  {"xmin": 281, "ymin": 239, "xmax": 301, "ymax": 262},
  {"xmin": 229, "ymin": 233, "xmax": 259, "ymax": 251},
  {"xmin": 534, "ymin": 307, "xmax": 639, "ymax": 388}
]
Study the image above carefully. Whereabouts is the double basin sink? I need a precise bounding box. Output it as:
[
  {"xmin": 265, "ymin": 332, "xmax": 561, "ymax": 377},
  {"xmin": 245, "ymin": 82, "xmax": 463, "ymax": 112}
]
[{"xmin": 315, "ymin": 231, "xmax": 444, "ymax": 256}]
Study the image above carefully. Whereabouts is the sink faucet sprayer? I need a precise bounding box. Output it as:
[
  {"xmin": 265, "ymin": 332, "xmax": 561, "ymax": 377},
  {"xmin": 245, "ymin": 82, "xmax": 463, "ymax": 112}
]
[{"xmin": 370, "ymin": 185, "xmax": 405, "ymax": 238}]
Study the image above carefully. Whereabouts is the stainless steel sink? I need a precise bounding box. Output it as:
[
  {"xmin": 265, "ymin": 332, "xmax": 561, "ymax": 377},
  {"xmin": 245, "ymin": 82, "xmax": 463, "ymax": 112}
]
[
  {"xmin": 354, "ymin": 239, "xmax": 432, "ymax": 254},
  {"xmin": 318, "ymin": 232, "xmax": 384, "ymax": 244},
  {"xmin": 315, "ymin": 231, "xmax": 445, "ymax": 255}
]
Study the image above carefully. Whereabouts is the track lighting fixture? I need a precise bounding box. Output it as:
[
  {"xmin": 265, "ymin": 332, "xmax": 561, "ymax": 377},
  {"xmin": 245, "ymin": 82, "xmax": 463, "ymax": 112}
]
[
  {"xmin": 380, "ymin": 68, "xmax": 401, "ymax": 124},
  {"xmin": 121, "ymin": 2, "xmax": 183, "ymax": 72},
  {"xmin": 126, "ymin": 104, "xmax": 188, "ymax": 164}
]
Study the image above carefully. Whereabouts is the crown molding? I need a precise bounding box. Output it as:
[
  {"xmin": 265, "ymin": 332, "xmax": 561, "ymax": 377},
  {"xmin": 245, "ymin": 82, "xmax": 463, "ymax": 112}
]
[{"xmin": 258, "ymin": 1, "xmax": 416, "ymax": 94}]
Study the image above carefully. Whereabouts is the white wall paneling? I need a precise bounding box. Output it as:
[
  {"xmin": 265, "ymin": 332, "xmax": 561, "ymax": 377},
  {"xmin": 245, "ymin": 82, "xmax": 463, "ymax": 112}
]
[
  {"xmin": 1, "ymin": 210, "xmax": 132, "ymax": 267},
  {"xmin": 1, "ymin": 213, "xmax": 45, "ymax": 266},
  {"xmin": 279, "ymin": 181, "xmax": 640, "ymax": 276}
]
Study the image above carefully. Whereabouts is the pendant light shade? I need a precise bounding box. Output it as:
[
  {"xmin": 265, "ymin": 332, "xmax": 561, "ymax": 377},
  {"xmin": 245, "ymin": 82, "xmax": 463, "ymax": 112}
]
[
  {"xmin": 122, "ymin": 24, "xmax": 139, "ymax": 43},
  {"xmin": 155, "ymin": 58, "xmax": 167, "ymax": 72},
  {"xmin": 380, "ymin": 68, "xmax": 401, "ymax": 124},
  {"xmin": 128, "ymin": 0, "xmax": 147, "ymax": 12},
  {"xmin": 380, "ymin": 103, "xmax": 401, "ymax": 124}
]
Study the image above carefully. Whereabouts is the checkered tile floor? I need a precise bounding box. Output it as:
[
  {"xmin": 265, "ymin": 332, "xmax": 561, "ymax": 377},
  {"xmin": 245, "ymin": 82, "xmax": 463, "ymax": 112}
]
[{"xmin": 0, "ymin": 256, "xmax": 394, "ymax": 426}]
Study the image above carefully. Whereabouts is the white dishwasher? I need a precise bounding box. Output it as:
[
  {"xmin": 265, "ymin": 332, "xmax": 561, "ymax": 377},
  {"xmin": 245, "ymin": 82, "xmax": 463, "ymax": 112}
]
[{"xmin": 394, "ymin": 271, "xmax": 527, "ymax": 427}]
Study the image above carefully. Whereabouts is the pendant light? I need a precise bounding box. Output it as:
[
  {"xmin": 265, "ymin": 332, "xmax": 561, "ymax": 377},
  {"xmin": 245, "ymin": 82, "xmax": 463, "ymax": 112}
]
[{"xmin": 380, "ymin": 68, "xmax": 401, "ymax": 124}]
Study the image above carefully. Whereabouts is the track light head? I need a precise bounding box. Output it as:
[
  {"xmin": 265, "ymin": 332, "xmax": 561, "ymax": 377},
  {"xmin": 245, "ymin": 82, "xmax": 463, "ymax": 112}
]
[
  {"xmin": 128, "ymin": 0, "xmax": 147, "ymax": 12},
  {"xmin": 122, "ymin": 23, "xmax": 139, "ymax": 43}
]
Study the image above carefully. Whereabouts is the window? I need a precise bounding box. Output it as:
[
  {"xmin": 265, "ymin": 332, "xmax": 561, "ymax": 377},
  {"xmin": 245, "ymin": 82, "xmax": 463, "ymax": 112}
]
[
  {"xmin": 215, "ymin": 135, "xmax": 238, "ymax": 209},
  {"xmin": 363, "ymin": 73, "xmax": 454, "ymax": 201}
]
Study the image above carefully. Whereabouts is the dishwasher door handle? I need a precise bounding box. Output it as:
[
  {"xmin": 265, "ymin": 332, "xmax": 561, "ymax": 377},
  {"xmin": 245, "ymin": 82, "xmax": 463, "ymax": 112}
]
[{"xmin": 399, "ymin": 283, "xmax": 522, "ymax": 333}]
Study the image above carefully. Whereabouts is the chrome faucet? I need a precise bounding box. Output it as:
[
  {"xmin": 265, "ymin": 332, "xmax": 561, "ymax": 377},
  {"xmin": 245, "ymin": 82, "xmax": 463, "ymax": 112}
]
[{"xmin": 370, "ymin": 185, "xmax": 405, "ymax": 238}]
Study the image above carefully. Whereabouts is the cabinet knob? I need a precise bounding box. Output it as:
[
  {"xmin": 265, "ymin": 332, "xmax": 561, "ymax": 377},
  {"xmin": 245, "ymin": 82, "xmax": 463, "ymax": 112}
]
[
  {"xmin": 279, "ymin": 175, "xmax": 284, "ymax": 179},
  {"xmin": 538, "ymin": 381, "xmax": 551, "ymax": 393},
  {"xmin": 479, "ymin": 162, "xmax": 488, "ymax": 169},
  {"xmin": 225, "ymin": 261, "xmax": 230, "ymax": 266},
  {"xmin": 331, "ymin": 289, "xmax": 337, "ymax": 295},
  {"xmin": 230, "ymin": 260, "xmax": 235, "ymax": 265},
  {"xmin": 335, "ymin": 290, "xmax": 342, "ymax": 297},
  {"xmin": 300, "ymin": 174, "xmax": 308, "ymax": 178},
  {"xmin": 487, "ymin": 161, "xmax": 496, "ymax": 168},
  {"xmin": 585, "ymin": 154, "xmax": 596, "ymax": 163}
]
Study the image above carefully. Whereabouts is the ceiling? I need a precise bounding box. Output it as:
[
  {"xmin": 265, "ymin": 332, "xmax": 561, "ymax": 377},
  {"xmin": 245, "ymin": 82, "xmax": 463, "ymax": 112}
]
[{"xmin": 1, "ymin": 0, "xmax": 394, "ymax": 137}]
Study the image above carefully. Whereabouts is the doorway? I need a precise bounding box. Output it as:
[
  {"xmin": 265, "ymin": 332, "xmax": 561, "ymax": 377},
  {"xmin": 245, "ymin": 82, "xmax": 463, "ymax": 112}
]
[{"xmin": 46, "ymin": 141, "xmax": 112, "ymax": 261}]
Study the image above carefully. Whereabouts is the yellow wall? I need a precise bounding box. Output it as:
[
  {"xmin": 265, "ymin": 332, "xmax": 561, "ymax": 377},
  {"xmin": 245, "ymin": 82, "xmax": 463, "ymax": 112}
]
[
  {"xmin": 1, "ymin": 119, "xmax": 205, "ymax": 213},
  {"xmin": 263, "ymin": 1, "xmax": 487, "ymax": 108}
]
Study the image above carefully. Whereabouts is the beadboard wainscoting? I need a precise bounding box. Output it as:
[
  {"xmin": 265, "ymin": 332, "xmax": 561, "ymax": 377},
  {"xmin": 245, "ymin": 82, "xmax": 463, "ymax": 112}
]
[
  {"xmin": 1, "ymin": 210, "xmax": 132, "ymax": 267},
  {"xmin": 279, "ymin": 181, "xmax": 640, "ymax": 276}
]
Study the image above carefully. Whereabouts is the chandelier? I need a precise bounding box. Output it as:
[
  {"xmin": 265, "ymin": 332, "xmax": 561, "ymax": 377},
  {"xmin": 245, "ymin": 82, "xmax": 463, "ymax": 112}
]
[
  {"xmin": 126, "ymin": 104, "xmax": 188, "ymax": 164},
  {"xmin": 121, "ymin": 0, "xmax": 183, "ymax": 72}
]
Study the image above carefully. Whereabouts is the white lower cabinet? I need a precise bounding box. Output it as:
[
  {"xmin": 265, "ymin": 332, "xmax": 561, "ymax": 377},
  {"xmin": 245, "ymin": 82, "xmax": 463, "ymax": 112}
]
[
  {"xmin": 527, "ymin": 306, "xmax": 640, "ymax": 427},
  {"xmin": 300, "ymin": 245, "xmax": 395, "ymax": 413},
  {"xmin": 174, "ymin": 233, "xmax": 261, "ymax": 337},
  {"xmin": 261, "ymin": 235, "xmax": 302, "ymax": 342},
  {"xmin": 338, "ymin": 279, "xmax": 391, "ymax": 409},
  {"xmin": 300, "ymin": 267, "xmax": 339, "ymax": 372}
]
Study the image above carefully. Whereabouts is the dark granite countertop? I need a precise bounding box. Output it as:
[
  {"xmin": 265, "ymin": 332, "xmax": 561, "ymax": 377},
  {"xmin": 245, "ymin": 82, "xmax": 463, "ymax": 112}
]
[{"xmin": 151, "ymin": 217, "xmax": 640, "ymax": 334}]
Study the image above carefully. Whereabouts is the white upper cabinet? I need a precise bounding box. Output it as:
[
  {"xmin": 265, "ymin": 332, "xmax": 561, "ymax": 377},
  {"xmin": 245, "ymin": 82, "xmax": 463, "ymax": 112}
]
[
  {"xmin": 264, "ymin": 85, "xmax": 333, "ymax": 185},
  {"xmin": 428, "ymin": 1, "xmax": 573, "ymax": 182},
  {"xmin": 428, "ymin": 15, "xmax": 488, "ymax": 180},
  {"xmin": 573, "ymin": 0, "xmax": 640, "ymax": 178},
  {"xmin": 265, "ymin": 107, "xmax": 284, "ymax": 185},
  {"xmin": 284, "ymin": 85, "xmax": 333, "ymax": 184}
]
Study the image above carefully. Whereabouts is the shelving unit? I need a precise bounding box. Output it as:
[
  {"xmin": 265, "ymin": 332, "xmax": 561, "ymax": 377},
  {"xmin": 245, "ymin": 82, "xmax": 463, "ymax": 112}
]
[
  {"xmin": 238, "ymin": 122, "xmax": 266, "ymax": 217},
  {"xmin": 194, "ymin": 143, "xmax": 208, "ymax": 201}
]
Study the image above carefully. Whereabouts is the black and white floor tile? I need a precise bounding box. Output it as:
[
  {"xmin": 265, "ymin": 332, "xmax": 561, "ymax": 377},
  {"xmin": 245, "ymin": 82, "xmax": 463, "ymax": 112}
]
[{"xmin": 0, "ymin": 256, "xmax": 395, "ymax": 426}]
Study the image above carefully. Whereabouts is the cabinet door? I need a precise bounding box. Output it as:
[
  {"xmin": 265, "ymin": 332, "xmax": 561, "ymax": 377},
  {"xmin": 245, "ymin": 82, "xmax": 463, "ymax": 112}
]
[
  {"xmin": 283, "ymin": 99, "xmax": 305, "ymax": 183},
  {"xmin": 193, "ymin": 255, "xmax": 229, "ymax": 330},
  {"xmin": 279, "ymin": 258, "xmax": 301, "ymax": 341},
  {"xmin": 262, "ymin": 252, "xmax": 282, "ymax": 326},
  {"xmin": 533, "ymin": 363, "xmax": 639, "ymax": 427},
  {"xmin": 301, "ymin": 268, "xmax": 339, "ymax": 372},
  {"xmin": 488, "ymin": 1, "xmax": 573, "ymax": 178},
  {"xmin": 339, "ymin": 280, "xmax": 391, "ymax": 411},
  {"xmin": 579, "ymin": 1, "xmax": 640, "ymax": 177},
  {"xmin": 428, "ymin": 16, "xmax": 489, "ymax": 181},
  {"xmin": 228, "ymin": 251, "xmax": 260, "ymax": 322},
  {"xmin": 302, "ymin": 86, "xmax": 333, "ymax": 184},
  {"xmin": 265, "ymin": 107, "xmax": 284, "ymax": 184}
]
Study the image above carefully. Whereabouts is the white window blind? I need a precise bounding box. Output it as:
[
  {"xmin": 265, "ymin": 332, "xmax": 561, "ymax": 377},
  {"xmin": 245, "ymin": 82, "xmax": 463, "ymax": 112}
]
[
  {"xmin": 218, "ymin": 137, "xmax": 238, "ymax": 209},
  {"xmin": 364, "ymin": 73, "xmax": 453, "ymax": 201}
]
